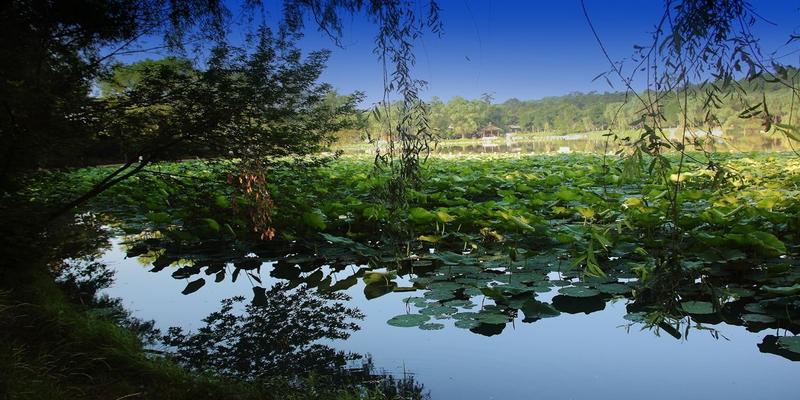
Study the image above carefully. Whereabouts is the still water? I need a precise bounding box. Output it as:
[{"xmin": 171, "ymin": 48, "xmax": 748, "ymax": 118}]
[{"xmin": 101, "ymin": 237, "xmax": 799, "ymax": 400}]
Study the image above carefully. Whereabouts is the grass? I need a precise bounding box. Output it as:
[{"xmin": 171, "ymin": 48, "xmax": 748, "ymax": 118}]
[{"xmin": 0, "ymin": 260, "xmax": 283, "ymax": 400}]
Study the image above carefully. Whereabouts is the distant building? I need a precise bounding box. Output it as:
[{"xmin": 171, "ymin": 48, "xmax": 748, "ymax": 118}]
[
  {"xmin": 479, "ymin": 123, "xmax": 502, "ymax": 139},
  {"xmin": 507, "ymin": 124, "xmax": 522, "ymax": 133}
]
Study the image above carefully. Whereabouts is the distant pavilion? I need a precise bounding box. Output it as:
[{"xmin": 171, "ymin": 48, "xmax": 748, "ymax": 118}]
[{"xmin": 479, "ymin": 123, "xmax": 502, "ymax": 138}]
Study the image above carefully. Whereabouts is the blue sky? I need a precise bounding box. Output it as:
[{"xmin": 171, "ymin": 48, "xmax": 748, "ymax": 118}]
[
  {"xmin": 124, "ymin": 1, "xmax": 800, "ymax": 105},
  {"xmin": 285, "ymin": 1, "xmax": 800, "ymax": 105}
]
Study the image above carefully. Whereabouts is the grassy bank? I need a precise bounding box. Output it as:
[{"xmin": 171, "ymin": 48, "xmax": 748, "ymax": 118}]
[
  {"xmin": 0, "ymin": 210, "xmax": 392, "ymax": 400},
  {"xmin": 0, "ymin": 254, "xmax": 288, "ymax": 399}
]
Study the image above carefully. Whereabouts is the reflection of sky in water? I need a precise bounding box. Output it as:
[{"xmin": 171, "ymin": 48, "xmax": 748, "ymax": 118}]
[{"xmin": 101, "ymin": 238, "xmax": 799, "ymax": 400}]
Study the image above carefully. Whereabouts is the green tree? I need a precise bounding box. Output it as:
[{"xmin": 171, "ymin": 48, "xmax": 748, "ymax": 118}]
[{"xmin": 54, "ymin": 30, "xmax": 361, "ymax": 223}]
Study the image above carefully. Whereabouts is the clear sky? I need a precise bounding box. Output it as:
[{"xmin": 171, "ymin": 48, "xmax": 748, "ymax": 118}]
[
  {"xmin": 283, "ymin": 1, "xmax": 800, "ymax": 106},
  {"xmin": 123, "ymin": 1, "xmax": 800, "ymax": 105}
]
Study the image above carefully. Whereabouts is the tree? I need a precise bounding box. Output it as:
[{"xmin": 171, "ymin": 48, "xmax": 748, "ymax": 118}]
[
  {"xmin": 52, "ymin": 29, "xmax": 361, "ymax": 236},
  {"xmin": 0, "ymin": 0, "xmax": 230, "ymax": 185},
  {"xmin": 1, "ymin": 0, "xmax": 443, "ymax": 224}
]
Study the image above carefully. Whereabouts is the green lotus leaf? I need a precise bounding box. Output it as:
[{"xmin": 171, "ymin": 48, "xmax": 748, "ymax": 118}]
[
  {"xmin": 420, "ymin": 305, "xmax": 458, "ymax": 316},
  {"xmin": 452, "ymin": 312, "xmax": 480, "ymax": 320},
  {"xmin": 594, "ymin": 283, "xmax": 631, "ymax": 295},
  {"xmin": 408, "ymin": 207, "xmax": 436, "ymax": 224},
  {"xmin": 301, "ymin": 210, "xmax": 327, "ymax": 230},
  {"xmin": 363, "ymin": 271, "xmax": 396, "ymax": 285},
  {"xmin": 477, "ymin": 312, "xmax": 510, "ymax": 325},
  {"xmin": 428, "ymin": 281, "xmax": 463, "ymax": 291},
  {"xmin": 364, "ymin": 281, "xmax": 397, "ymax": 300},
  {"xmin": 387, "ymin": 314, "xmax": 430, "ymax": 327},
  {"xmin": 680, "ymin": 301, "xmax": 715, "ymax": 314},
  {"xmin": 777, "ymin": 336, "xmax": 800, "ymax": 354},
  {"xmin": 424, "ymin": 289, "xmax": 456, "ymax": 301},
  {"xmin": 763, "ymin": 284, "xmax": 800, "ymax": 296},
  {"xmin": 744, "ymin": 302, "xmax": 767, "ymax": 314},
  {"xmin": 444, "ymin": 299, "xmax": 475, "ymax": 308},
  {"xmin": 558, "ymin": 286, "xmax": 601, "ymax": 298},
  {"xmin": 725, "ymin": 287, "xmax": 755, "ymax": 298},
  {"xmin": 741, "ymin": 313, "xmax": 776, "ymax": 324},
  {"xmin": 419, "ymin": 323, "xmax": 445, "ymax": 330},
  {"xmin": 454, "ymin": 319, "xmax": 481, "ymax": 329},
  {"xmin": 520, "ymin": 300, "xmax": 560, "ymax": 320}
]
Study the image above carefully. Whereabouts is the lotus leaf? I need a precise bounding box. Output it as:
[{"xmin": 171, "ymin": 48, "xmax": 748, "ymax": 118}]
[
  {"xmin": 558, "ymin": 286, "xmax": 601, "ymax": 298},
  {"xmin": 680, "ymin": 301, "xmax": 715, "ymax": 314},
  {"xmin": 387, "ymin": 314, "xmax": 430, "ymax": 327}
]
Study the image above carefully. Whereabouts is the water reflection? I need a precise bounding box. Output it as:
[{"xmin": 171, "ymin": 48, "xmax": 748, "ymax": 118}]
[
  {"xmin": 116, "ymin": 228, "xmax": 800, "ymax": 364},
  {"xmin": 162, "ymin": 285, "xmax": 429, "ymax": 398},
  {"xmin": 56, "ymin": 223, "xmax": 430, "ymax": 397},
  {"xmin": 102, "ymin": 233, "xmax": 800, "ymax": 400}
]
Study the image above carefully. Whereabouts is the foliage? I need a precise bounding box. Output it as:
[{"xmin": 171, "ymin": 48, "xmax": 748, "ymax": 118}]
[
  {"xmin": 0, "ymin": 0, "xmax": 231, "ymax": 182},
  {"xmin": 26, "ymin": 153, "xmax": 800, "ymax": 359},
  {"xmin": 1, "ymin": 0, "xmax": 438, "ymax": 220},
  {"xmin": 0, "ymin": 206, "xmax": 427, "ymax": 399},
  {"xmin": 579, "ymin": 0, "xmax": 800, "ymax": 273}
]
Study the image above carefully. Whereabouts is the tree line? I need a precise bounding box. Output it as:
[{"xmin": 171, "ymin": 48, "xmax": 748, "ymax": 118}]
[{"xmin": 350, "ymin": 70, "xmax": 799, "ymax": 142}]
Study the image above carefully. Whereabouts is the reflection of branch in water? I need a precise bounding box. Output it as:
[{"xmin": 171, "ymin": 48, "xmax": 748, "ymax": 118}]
[
  {"xmin": 621, "ymin": 311, "xmax": 729, "ymax": 342},
  {"xmin": 161, "ymin": 284, "xmax": 429, "ymax": 398}
]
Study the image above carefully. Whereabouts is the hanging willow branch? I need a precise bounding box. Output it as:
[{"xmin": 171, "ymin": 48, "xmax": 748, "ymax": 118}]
[
  {"xmin": 282, "ymin": 0, "xmax": 443, "ymax": 204},
  {"xmin": 583, "ymin": 0, "xmax": 800, "ymax": 266}
]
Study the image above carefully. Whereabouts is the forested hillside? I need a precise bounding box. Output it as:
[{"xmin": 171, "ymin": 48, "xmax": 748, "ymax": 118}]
[{"xmin": 347, "ymin": 71, "xmax": 800, "ymax": 142}]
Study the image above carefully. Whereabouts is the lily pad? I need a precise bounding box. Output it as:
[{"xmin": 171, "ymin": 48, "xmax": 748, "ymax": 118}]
[
  {"xmin": 741, "ymin": 313, "xmax": 776, "ymax": 324},
  {"xmin": 404, "ymin": 296, "xmax": 428, "ymax": 307},
  {"xmin": 725, "ymin": 287, "xmax": 755, "ymax": 298},
  {"xmin": 520, "ymin": 300, "xmax": 560, "ymax": 321},
  {"xmin": 763, "ymin": 284, "xmax": 800, "ymax": 296},
  {"xmin": 680, "ymin": 301, "xmax": 715, "ymax": 315},
  {"xmin": 387, "ymin": 314, "xmax": 430, "ymax": 327},
  {"xmin": 420, "ymin": 305, "xmax": 458, "ymax": 316},
  {"xmin": 424, "ymin": 289, "xmax": 456, "ymax": 301},
  {"xmin": 428, "ymin": 281, "xmax": 463, "ymax": 291},
  {"xmin": 454, "ymin": 319, "xmax": 481, "ymax": 329},
  {"xmin": 477, "ymin": 312, "xmax": 510, "ymax": 325},
  {"xmin": 744, "ymin": 303, "xmax": 767, "ymax": 314},
  {"xmin": 594, "ymin": 283, "xmax": 631, "ymax": 295},
  {"xmin": 558, "ymin": 286, "xmax": 601, "ymax": 298},
  {"xmin": 444, "ymin": 299, "xmax": 475, "ymax": 308},
  {"xmin": 452, "ymin": 312, "xmax": 480, "ymax": 320},
  {"xmin": 419, "ymin": 323, "xmax": 445, "ymax": 330}
]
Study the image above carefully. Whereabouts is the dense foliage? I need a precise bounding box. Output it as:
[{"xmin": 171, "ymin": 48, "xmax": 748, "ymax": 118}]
[
  {"xmin": 346, "ymin": 75, "xmax": 800, "ymax": 143},
  {"xmin": 25, "ymin": 153, "xmax": 800, "ymax": 359}
]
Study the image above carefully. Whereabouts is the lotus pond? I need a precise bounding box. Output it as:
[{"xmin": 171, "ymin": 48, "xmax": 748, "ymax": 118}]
[{"xmin": 36, "ymin": 152, "xmax": 800, "ymax": 399}]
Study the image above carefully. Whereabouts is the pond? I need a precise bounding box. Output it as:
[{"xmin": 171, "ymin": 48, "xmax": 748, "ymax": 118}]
[
  {"xmin": 99, "ymin": 235, "xmax": 800, "ymax": 400},
  {"xmin": 39, "ymin": 151, "xmax": 799, "ymax": 399}
]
